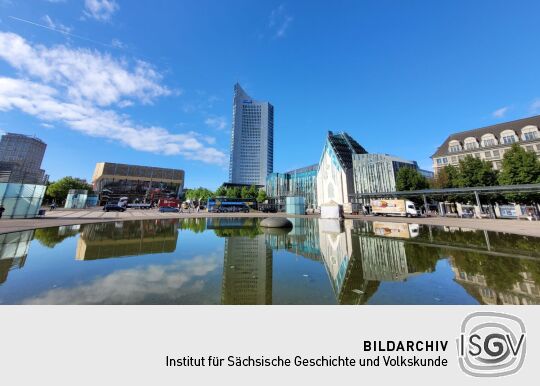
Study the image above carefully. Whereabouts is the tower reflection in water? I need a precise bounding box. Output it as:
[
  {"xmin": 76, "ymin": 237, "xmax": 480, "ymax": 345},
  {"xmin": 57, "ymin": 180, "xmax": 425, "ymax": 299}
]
[
  {"xmin": 207, "ymin": 218, "xmax": 272, "ymax": 305},
  {"xmin": 0, "ymin": 230, "xmax": 33, "ymax": 285},
  {"xmin": 1, "ymin": 217, "xmax": 540, "ymax": 305}
]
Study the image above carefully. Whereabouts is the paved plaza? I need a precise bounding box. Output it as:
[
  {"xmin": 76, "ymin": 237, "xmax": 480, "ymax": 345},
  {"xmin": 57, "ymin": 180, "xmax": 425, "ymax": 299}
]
[{"xmin": 1, "ymin": 207, "xmax": 539, "ymax": 237}]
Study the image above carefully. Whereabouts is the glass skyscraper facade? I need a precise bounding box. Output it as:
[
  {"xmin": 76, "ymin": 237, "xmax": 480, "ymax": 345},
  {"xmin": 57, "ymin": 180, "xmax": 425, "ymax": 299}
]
[
  {"xmin": 265, "ymin": 164, "xmax": 318, "ymax": 209},
  {"xmin": 352, "ymin": 154, "xmax": 420, "ymax": 195},
  {"xmin": 228, "ymin": 83, "xmax": 274, "ymax": 186}
]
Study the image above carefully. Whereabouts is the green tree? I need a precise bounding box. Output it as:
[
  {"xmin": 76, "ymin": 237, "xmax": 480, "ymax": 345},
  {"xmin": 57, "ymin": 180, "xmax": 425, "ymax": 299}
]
[
  {"xmin": 33, "ymin": 226, "xmax": 80, "ymax": 248},
  {"xmin": 257, "ymin": 189, "xmax": 267, "ymax": 203},
  {"xmin": 226, "ymin": 187, "xmax": 241, "ymax": 198},
  {"xmin": 241, "ymin": 186, "xmax": 250, "ymax": 199},
  {"xmin": 185, "ymin": 187, "xmax": 213, "ymax": 202},
  {"xmin": 215, "ymin": 185, "xmax": 227, "ymax": 197},
  {"xmin": 46, "ymin": 177, "xmax": 93, "ymax": 202},
  {"xmin": 457, "ymin": 155, "xmax": 498, "ymax": 187},
  {"xmin": 432, "ymin": 165, "xmax": 459, "ymax": 189},
  {"xmin": 395, "ymin": 167, "xmax": 429, "ymax": 191},
  {"xmin": 248, "ymin": 184, "xmax": 258, "ymax": 198},
  {"xmin": 499, "ymin": 144, "xmax": 540, "ymax": 185},
  {"xmin": 498, "ymin": 144, "xmax": 540, "ymax": 203}
]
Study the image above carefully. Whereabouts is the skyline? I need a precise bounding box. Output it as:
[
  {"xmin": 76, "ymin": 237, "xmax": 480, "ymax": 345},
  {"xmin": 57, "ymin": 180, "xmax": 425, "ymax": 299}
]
[{"xmin": 2, "ymin": 1, "xmax": 540, "ymax": 189}]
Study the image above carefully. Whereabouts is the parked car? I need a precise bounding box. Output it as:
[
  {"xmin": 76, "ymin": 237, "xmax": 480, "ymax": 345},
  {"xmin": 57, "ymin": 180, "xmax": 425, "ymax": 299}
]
[
  {"xmin": 259, "ymin": 204, "xmax": 277, "ymax": 213},
  {"xmin": 159, "ymin": 206, "xmax": 180, "ymax": 213},
  {"xmin": 103, "ymin": 203, "xmax": 126, "ymax": 212}
]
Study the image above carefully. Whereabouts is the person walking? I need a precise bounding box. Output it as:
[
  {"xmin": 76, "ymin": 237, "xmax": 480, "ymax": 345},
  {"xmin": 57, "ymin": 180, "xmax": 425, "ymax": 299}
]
[{"xmin": 0, "ymin": 204, "xmax": 5, "ymax": 219}]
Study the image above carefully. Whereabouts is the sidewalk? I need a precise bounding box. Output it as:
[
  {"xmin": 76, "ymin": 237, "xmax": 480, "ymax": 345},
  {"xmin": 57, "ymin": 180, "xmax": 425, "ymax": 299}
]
[{"xmin": 0, "ymin": 208, "xmax": 539, "ymax": 237}]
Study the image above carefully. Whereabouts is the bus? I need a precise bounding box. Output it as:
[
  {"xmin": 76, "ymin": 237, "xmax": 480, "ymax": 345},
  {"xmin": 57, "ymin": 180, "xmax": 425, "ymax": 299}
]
[{"xmin": 206, "ymin": 197, "xmax": 256, "ymax": 213}]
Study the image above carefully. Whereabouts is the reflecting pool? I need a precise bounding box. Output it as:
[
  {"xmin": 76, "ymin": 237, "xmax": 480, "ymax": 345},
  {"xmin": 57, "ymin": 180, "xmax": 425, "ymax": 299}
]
[{"xmin": 1, "ymin": 218, "xmax": 540, "ymax": 305}]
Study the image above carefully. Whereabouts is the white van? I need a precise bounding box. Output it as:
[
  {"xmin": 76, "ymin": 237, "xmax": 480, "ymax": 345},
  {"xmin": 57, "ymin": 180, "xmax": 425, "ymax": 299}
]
[{"xmin": 371, "ymin": 199, "xmax": 419, "ymax": 217}]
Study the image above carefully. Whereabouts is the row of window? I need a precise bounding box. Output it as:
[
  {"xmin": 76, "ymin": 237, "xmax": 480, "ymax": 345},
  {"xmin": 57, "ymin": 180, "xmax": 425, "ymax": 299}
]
[
  {"xmin": 448, "ymin": 126, "xmax": 540, "ymax": 153},
  {"xmin": 436, "ymin": 143, "xmax": 540, "ymax": 166}
]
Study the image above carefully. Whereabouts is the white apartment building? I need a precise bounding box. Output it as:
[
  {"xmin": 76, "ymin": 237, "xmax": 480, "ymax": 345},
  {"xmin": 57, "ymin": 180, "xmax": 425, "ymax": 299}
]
[{"xmin": 432, "ymin": 115, "xmax": 540, "ymax": 175}]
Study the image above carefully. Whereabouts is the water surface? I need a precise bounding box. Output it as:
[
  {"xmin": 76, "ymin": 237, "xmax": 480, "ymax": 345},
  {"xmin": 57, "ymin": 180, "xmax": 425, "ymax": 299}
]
[{"xmin": 1, "ymin": 218, "xmax": 539, "ymax": 305}]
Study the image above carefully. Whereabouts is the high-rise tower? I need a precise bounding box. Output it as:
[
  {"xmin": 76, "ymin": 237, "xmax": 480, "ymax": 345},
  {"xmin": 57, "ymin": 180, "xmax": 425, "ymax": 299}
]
[{"xmin": 228, "ymin": 83, "xmax": 273, "ymax": 186}]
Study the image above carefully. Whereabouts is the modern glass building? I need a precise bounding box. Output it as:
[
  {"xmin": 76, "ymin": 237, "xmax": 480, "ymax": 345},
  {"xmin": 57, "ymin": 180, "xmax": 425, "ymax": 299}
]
[
  {"xmin": 266, "ymin": 164, "xmax": 318, "ymax": 209},
  {"xmin": 0, "ymin": 183, "xmax": 47, "ymax": 219},
  {"xmin": 317, "ymin": 131, "xmax": 368, "ymax": 206},
  {"xmin": 64, "ymin": 189, "xmax": 89, "ymax": 209},
  {"xmin": 228, "ymin": 83, "xmax": 274, "ymax": 186},
  {"xmin": 92, "ymin": 162, "xmax": 184, "ymax": 204},
  {"xmin": 0, "ymin": 133, "xmax": 47, "ymax": 184},
  {"xmin": 352, "ymin": 153, "xmax": 421, "ymax": 195}
]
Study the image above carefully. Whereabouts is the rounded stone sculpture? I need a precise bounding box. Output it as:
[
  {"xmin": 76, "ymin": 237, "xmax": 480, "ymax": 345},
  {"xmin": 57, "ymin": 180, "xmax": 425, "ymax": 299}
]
[
  {"xmin": 260, "ymin": 217, "xmax": 293, "ymax": 228},
  {"xmin": 262, "ymin": 227, "xmax": 292, "ymax": 236}
]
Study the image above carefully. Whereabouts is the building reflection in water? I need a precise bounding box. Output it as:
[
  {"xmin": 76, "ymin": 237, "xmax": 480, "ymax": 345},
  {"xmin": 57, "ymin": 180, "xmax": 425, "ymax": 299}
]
[
  {"xmin": 449, "ymin": 256, "xmax": 540, "ymax": 305},
  {"xmin": 222, "ymin": 235, "xmax": 272, "ymax": 305},
  {"xmin": 211, "ymin": 218, "xmax": 272, "ymax": 305},
  {"xmin": 2, "ymin": 216, "xmax": 540, "ymax": 305},
  {"xmin": 0, "ymin": 230, "xmax": 34, "ymax": 284},
  {"xmin": 75, "ymin": 219, "xmax": 179, "ymax": 260}
]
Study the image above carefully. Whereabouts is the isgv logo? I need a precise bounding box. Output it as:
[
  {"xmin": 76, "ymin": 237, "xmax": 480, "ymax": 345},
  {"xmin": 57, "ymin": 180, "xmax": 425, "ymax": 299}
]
[{"xmin": 457, "ymin": 312, "xmax": 526, "ymax": 377}]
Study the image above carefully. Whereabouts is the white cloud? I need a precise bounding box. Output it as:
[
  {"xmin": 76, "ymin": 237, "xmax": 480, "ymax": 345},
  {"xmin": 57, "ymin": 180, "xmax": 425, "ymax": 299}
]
[
  {"xmin": 22, "ymin": 254, "xmax": 222, "ymax": 304},
  {"xmin": 204, "ymin": 116, "xmax": 227, "ymax": 131},
  {"xmin": 492, "ymin": 106, "xmax": 509, "ymax": 118},
  {"xmin": 84, "ymin": 0, "xmax": 119, "ymax": 22},
  {"xmin": 269, "ymin": 4, "xmax": 293, "ymax": 38},
  {"xmin": 41, "ymin": 122, "xmax": 54, "ymax": 128},
  {"xmin": 110, "ymin": 38, "xmax": 126, "ymax": 49},
  {"xmin": 0, "ymin": 77, "xmax": 227, "ymax": 164},
  {"xmin": 530, "ymin": 99, "xmax": 540, "ymax": 113},
  {"xmin": 0, "ymin": 32, "xmax": 170, "ymax": 106},
  {"xmin": 0, "ymin": 32, "xmax": 228, "ymax": 165}
]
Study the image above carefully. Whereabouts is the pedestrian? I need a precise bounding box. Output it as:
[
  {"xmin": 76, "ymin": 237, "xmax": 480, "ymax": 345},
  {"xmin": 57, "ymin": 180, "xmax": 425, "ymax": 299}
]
[{"xmin": 0, "ymin": 203, "xmax": 5, "ymax": 219}]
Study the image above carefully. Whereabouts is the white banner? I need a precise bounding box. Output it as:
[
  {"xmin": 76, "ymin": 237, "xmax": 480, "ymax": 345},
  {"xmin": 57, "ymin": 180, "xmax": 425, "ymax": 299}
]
[{"xmin": 0, "ymin": 306, "xmax": 537, "ymax": 385}]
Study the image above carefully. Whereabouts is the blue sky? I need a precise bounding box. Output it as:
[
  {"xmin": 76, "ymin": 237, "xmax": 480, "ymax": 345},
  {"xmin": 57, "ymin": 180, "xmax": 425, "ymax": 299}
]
[{"xmin": 1, "ymin": 0, "xmax": 540, "ymax": 189}]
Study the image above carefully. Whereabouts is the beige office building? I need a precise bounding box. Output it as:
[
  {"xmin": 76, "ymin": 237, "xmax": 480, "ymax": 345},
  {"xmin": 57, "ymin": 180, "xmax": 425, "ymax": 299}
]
[
  {"xmin": 432, "ymin": 115, "xmax": 540, "ymax": 175},
  {"xmin": 92, "ymin": 162, "xmax": 184, "ymax": 203}
]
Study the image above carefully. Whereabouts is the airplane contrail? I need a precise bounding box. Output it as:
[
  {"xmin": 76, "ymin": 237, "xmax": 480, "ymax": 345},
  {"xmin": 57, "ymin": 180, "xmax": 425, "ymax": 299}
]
[{"xmin": 8, "ymin": 15, "xmax": 120, "ymax": 50}]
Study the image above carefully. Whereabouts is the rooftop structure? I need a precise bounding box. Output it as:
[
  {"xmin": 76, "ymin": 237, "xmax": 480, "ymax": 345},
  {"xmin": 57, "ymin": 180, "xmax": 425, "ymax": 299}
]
[{"xmin": 432, "ymin": 115, "xmax": 540, "ymax": 175}]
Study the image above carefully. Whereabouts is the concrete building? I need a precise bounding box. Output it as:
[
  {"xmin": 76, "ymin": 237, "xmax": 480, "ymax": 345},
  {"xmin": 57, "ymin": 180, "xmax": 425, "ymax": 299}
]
[
  {"xmin": 228, "ymin": 83, "xmax": 274, "ymax": 186},
  {"xmin": 432, "ymin": 115, "xmax": 540, "ymax": 175},
  {"xmin": 0, "ymin": 133, "xmax": 47, "ymax": 184},
  {"xmin": 92, "ymin": 162, "xmax": 184, "ymax": 204},
  {"xmin": 317, "ymin": 131, "xmax": 368, "ymax": 206}
]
